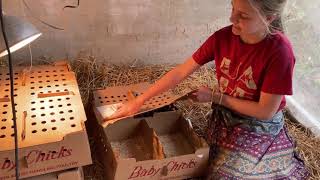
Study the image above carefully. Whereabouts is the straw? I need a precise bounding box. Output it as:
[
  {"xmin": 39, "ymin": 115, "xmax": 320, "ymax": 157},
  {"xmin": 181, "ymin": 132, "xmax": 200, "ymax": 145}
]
[{"xmin": 31, "ymin": 55, "xmax": 319, "ymax": 180}]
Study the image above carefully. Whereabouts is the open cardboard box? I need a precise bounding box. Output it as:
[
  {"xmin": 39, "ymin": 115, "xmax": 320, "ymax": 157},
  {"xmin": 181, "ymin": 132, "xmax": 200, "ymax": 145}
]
[
  {"xmin": 0, "ymin": 61, "xmax": 92, "ymax": 179},
  {"xmin": 23, "ymin": 167, "xmax": 84, "ymax": 180},
  {"xmin": 99, "ymin": 111, "xmax": 209, "ymax": 180}
]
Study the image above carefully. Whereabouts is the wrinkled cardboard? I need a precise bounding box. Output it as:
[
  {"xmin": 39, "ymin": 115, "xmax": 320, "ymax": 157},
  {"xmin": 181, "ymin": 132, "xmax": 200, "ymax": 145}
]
[
  {"xmin": 93, "ymin": 82, "xmax": 193, "ymax": 127},
  {"xmin": 24, "ymin": 167, "xmax": 84, "ymax": 180},
  {"xmin": 97, "ymin": 111, "xmax": 209, "ymax": 180},
  {"xmin": 0, "ymin": 62, "xmax": 92, "ymax": 179}
]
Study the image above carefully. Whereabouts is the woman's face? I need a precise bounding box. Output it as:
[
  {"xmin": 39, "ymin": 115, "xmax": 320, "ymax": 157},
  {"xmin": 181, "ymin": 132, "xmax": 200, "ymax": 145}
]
[{"xmin": 230, "ymin": 0, "xmax": 268, "ymax": 39}]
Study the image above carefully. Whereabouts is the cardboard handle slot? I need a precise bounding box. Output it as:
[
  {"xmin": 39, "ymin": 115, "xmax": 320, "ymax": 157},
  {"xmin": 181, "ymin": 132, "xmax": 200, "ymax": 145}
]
[
  {"xmin": 21, "ymin": 111, "xmax": 27, "ymax": 140},
  {"xmin": 0, "ymin": 97, "xmax": 10, "ymax": 103},
  {"xmin": 37, "ymin": 91, "xmax": 75, "ymax": 98}
]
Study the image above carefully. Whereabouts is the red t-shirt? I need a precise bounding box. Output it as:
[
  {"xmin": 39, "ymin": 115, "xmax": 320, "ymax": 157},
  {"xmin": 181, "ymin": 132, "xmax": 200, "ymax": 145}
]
[{"xmin": 192, "ymin": 25, "xmax": 295, "ymax": 111}]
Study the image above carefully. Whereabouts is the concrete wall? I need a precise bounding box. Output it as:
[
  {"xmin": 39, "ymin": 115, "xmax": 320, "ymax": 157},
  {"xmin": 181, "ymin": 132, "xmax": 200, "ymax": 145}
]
[{"xmin": 3, "ymin": 0, "xmax": 230, "ymax": 64}]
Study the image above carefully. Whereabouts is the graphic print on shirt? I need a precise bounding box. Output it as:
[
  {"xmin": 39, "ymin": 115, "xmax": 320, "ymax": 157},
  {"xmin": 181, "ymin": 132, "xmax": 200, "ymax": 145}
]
[
  {"xmin": 219, "ymin": 57, "xmax": 257, "ymax": 98},
  {"xmin": 220, "ymin": 57, "xmax": 231, "ymax": 75}
]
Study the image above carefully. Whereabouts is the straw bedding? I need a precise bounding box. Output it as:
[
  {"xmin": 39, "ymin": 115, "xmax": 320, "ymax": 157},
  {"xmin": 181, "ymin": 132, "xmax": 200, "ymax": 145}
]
[
  {"xmin": 10, "ymin": 56, "xmax": 318, "ymax": 179},
  {"xmin": 69, "ymin": 56, "xmax": 320, "ymax": 180}
]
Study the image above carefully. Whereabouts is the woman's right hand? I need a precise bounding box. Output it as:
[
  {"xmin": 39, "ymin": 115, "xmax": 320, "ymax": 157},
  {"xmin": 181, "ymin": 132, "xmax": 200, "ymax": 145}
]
[{"xmin": 106, "ymin": 98, "xmax": 145, "ymax": 120}]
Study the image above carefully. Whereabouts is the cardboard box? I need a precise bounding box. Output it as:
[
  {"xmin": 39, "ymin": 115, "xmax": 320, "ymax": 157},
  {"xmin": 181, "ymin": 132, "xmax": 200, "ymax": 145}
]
[
  {"xmin": 99, "ymin": 111, "xmax": 209, "ymax": 180},
  {"xmin": 93, "ymin": 82, "xmax": 192, "ymax": 126},
  {"xmin": 23, "ymin": 167, "xmax": 84, "ymax": 180},
  {"xmin": 0, "ymin": 62, "xmax": 92, "ymax": 179}
]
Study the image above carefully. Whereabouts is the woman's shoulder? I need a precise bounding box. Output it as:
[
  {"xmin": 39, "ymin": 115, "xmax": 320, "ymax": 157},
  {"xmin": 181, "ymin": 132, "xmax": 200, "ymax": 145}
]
[
  {"xmin": 268, "ymin": 32, "xmax": 294, "ymax": 56},
  {"xmin": 215, "ymin": 25, "xmax": 233, "ymax": 35}
]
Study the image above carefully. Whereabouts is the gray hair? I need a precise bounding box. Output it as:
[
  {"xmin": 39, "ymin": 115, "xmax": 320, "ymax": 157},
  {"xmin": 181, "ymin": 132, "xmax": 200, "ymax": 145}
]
[{"xmin": 248, "ymin": 0, "xmax": 287, "ymax": 33}]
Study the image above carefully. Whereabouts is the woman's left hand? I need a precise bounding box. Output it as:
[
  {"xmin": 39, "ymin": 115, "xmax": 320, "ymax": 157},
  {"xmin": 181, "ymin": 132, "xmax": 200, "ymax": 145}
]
[{"xmin": 191, "ymin": 86, "xmax": 222, "ymax": 104}]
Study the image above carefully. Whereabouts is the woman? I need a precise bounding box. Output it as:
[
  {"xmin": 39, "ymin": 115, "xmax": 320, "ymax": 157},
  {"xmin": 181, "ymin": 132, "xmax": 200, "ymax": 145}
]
[{"xmin": 110, "ymin": 0, "xmax": 309, "ymax": 179}]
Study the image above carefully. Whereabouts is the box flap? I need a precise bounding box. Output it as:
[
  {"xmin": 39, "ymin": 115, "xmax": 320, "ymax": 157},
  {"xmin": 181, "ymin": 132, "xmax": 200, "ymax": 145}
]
[{"xmin": 92, "ymin": 82, "xmax": 192, "ymax": 127}]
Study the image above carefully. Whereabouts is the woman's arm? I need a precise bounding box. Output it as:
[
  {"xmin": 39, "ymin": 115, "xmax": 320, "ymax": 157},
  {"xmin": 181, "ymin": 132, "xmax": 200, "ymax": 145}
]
[
  {"xmin": 220, "ymin": 92, "xmax": 283, "ymax": 120},
  {"xmin": 135, "ymin": 57, "xmax": 201, "ymax": 104},
  {"xmin": 109, "ymin": 57, "xmax": 201, "ymax": 119}
]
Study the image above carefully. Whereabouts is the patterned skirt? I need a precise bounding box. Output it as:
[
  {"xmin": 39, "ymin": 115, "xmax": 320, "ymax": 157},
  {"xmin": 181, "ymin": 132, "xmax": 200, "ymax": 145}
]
[{"xmin": 206, "ymin": 106, "xmax": 309, "ymax": 180}]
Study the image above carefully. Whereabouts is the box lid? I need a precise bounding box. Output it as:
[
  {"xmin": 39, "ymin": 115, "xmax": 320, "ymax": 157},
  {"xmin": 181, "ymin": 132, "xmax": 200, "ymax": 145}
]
[{"xmin": 93, "ymin": 82, "xmax": 192, "ymax": 127}]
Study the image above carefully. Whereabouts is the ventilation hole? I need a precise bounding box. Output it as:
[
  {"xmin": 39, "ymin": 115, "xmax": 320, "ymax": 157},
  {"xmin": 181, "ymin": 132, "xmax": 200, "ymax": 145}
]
[
  {"xmin": 63, "ymin": 84, "xmax": 67, "ymax": 86},
  {"xmin": 117, "ymin": 96, "xmax": 121, "ymax": 98},
  {"xmin": 31, "ymin": 122, "xmax": 36, "ymax": 126},
  {"xmin": 71, "ymin": 124, "xmax": 76, "ymax": 127},
  {"xmin": 123, "ymin": 95, "xmax": 127, "ymax": 97},
  {"xmin": 58, "ymin": 105, "xmax": 63, "ymax": 107},
  {"xmin": 1, "ymin": 126, "xmax": 6, "ymax": 130},
  {"xmin": 32, "ymin": 130, "xmax": 37, "ymax": 133},
  {"xmin": 2, "ymin": 111, "xmax": 7, "ymax": 114},
  {"xmin": 55, "ymin": 84, "xmax": 59, "ymax": 87},
  {"xmin": 1, "ymin": 119, "xmax": 6, "ymax": 122},
  {"xmin": 51, "ymin": 119, "xmax": 56, "ymax": 123},
  {"xmin": 31, "ymin": 108, "xmax": 36, "ymax": 111},
  {"xmin": 56, "ymin": 90, "xmax": 60, "ymax": 92},
  {"xmin": 47, "ymin": 85, "xmax": 51, "ymax": 88},
  {"xmin": 60, "ymin": 118, "xmax": 65, "ymax": 121},
  {"xmin": 111, "ymin": 96, "xmax": 114, "ymax": 98},
  {"xmin": 66, "ymin": 97, "xmax": 70, "ymax": 100},
  {"xmin": 3, "ymin": 104, "xmax": 8, "ymax": 107},
  {"xmin": 50, "ymin": 112, "xmax": 55, "ymax": 115},
  {"xmin": 59, "ymin": 111, "xmax": 64, "ymax": 114},
  {"xmin": 11, "ymin": 133, "xmax": 14, "ymax": 137},
  {"xmin": 41, "ymin": 114, "xmax": 45, "ymax": 117},
  {"xmin": 0, "ymin": 135, "xmax": 6, "ymax": 138},
  {"xmin": 31, "ymin": 101, "xmax": 36, "ymax": 104},
  {"xmin": 42, "ymin": 129, "xmax": 47, "ymax": 132},
  {"xmin": 40, "ymin": 100, "xmax": 44, "ymax": 103},
  {"xmin": 49, "ymin": 106, "xmax": 54, "ymax": 108},
  {"xmin": 31, "ymin": 115, "xmax": 36, "ymax": 118},
  {"xmin": 52, "ymin": 127, "xmax": 57, "ymax": 130},
  {"xmin": 48, "ymin": 91, "xmax": 52, "ymax": 93},
  {"xmin": 46, "ymin": 80, "xmax": 50, "ymax": 83},
  {"xmin": 104, "ymin": 96, "xmax": 108, "ymax": 99},
  {"xmin": 39, "ymin": 86, "xmax": 43, "ymax": 89},
  {"xmin": 49, "ymin": 100, "xmax": 53, "ymax": 102},
  {"xmin": 100, "ymin": 101, "xmax": 103, "ymax": 104},
  {"xmin": 67, "ymin": 104, "xmax": 71, "ymax": 106},
  {"xmin": 57, "ymin": 98, "xmax": 61, "ymax": 101},
  {"xmin": 38, "ymin": 81, "xmax": 43, "ymax": 83},
  {"xmin": 40, "ymin": 107, "xmax": 45, "ymax": 110},
  {"xmin": 70, "ymin": 117, "xmax": 74, "ymax": 120},
  {"xmin": 41, "ymin": 121, "xmax": 46, "ymax": 124},
  {"xmin": 31, "ymin": 92, "xmax": 35, "ymax": 95}
]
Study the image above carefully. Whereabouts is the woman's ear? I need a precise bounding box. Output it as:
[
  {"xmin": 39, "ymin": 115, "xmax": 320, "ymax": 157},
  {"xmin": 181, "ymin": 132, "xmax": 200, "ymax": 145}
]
[{"xmin": 266, "ymin": 14, "xmax": 277, "ymax": 24}]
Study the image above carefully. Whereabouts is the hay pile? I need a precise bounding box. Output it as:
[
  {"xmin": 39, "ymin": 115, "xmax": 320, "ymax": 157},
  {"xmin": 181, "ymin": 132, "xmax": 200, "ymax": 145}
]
[{"xmin": 69, "ymin": 56, "xmax": 320, "ymax": 180}]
